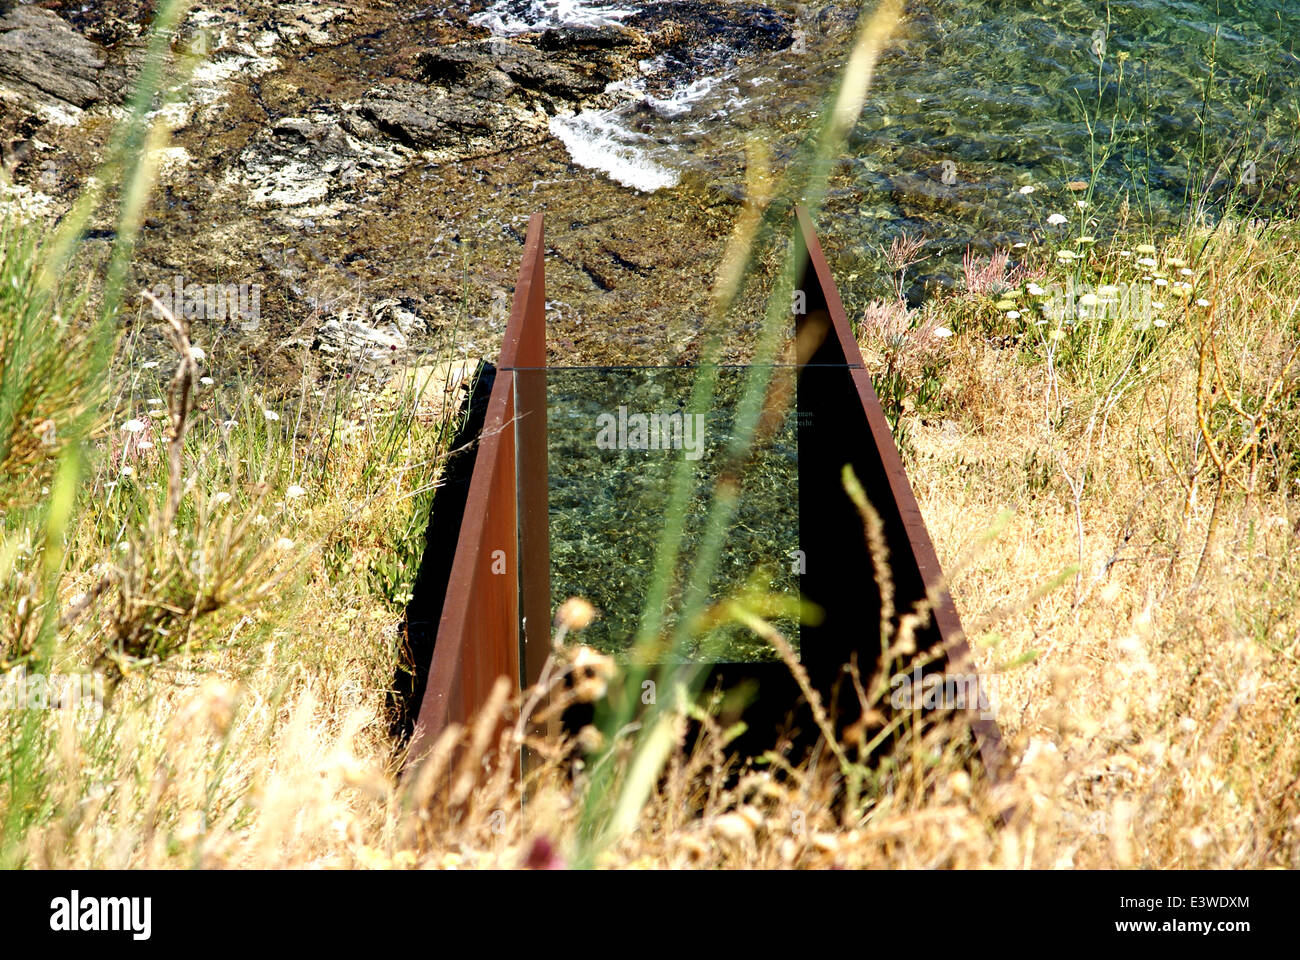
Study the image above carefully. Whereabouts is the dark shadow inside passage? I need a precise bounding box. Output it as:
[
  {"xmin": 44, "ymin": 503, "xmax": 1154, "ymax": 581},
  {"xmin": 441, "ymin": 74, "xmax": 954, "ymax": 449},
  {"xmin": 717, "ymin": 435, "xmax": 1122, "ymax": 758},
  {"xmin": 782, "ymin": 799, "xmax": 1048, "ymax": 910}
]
[{"xmin": 388, "ymin": 363, "xmax": 495, "ymax": 744}]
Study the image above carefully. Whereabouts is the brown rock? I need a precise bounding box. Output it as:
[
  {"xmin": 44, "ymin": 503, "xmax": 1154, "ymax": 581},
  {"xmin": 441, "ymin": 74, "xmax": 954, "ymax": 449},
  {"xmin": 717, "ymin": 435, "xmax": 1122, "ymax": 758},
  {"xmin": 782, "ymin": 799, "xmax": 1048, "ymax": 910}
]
[{"xmin": 0, "ymin": 5, "xmax": 121, "ymax": 114}]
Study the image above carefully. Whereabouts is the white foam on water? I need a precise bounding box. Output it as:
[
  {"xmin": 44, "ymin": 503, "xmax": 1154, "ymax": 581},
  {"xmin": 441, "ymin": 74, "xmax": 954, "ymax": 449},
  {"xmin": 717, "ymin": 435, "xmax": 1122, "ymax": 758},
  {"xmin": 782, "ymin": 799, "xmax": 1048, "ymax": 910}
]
[
  {"xmin": 471, "ymin": 0, "xmax": 638, "ymax": 35},
  {"xmin": 475, "ymin": 2, "xmax": 733, "ymax": 192},
  {"xmin": 641, "ymin": 76, "xmax": 720, "ymax": 118},
  {"xmin": 548, "ymin": 109, "xmax": 679, "ymax": 193}
]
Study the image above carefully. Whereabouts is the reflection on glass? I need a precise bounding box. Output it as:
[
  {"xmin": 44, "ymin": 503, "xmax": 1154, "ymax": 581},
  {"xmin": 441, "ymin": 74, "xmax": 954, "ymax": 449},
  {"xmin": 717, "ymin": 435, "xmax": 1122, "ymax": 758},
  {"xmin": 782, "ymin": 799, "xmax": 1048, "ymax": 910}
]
[{"xmin": 546, "ymin": 366, "xmax": 799, "ymax": 664}]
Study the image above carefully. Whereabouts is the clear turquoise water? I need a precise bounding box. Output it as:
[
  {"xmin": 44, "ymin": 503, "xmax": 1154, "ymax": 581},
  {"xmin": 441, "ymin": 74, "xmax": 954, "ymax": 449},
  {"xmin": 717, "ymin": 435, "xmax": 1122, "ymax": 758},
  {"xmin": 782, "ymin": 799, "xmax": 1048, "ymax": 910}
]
[{"xmin": 819, "ymin": 0, "xmax": 1298, "ymax": 288}]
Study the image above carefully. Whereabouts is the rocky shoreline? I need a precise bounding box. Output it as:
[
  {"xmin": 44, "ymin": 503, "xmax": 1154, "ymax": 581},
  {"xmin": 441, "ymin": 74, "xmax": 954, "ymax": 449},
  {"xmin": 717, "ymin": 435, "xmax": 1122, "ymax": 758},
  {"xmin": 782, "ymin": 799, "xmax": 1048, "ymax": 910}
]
[{"xmin": 1, "ymin": 0, "xmax": 808, "ymax": 391}]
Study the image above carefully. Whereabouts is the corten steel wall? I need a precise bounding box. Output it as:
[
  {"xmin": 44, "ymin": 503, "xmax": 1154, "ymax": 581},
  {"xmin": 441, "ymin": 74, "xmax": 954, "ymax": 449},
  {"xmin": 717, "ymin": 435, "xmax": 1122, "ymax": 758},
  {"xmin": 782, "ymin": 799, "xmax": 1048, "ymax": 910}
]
[
  {"xmin": 407, "ymin": 213, "xmax": 550, "ymax": 759},
  {"xmin": 792, "ymin": 205, "xmax": 1003, "ymax": 774},
  {"xmin": 408, "ymin": 208, "xmax": 1000, "ymax": 774}
]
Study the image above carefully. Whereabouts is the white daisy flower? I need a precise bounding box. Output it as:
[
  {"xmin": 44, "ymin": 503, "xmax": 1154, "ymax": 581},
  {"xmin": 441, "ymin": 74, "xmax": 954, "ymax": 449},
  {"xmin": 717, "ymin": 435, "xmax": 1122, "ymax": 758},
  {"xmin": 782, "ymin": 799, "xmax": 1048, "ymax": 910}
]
[
  {"xmin": 1019, "ymin": 185, "xmax": 1035, "ymax": 195},
  {"xmin": 263, "ymin": 409, "xmax": 280, "ymax": 422},
  {"xmin": 1047, "ymin": 213, "xmax": 1068, "ymax": 226},
  {"xmin": 121, "ymin": 419, "xmax": 147, "ymax": 433},
  {"xmin": 286, "ymin": 484, "xmax": 307, "ymax": 499},
  {"xmin": 933, "ymin": 326, "xmax": 954, "ymax": 339}
]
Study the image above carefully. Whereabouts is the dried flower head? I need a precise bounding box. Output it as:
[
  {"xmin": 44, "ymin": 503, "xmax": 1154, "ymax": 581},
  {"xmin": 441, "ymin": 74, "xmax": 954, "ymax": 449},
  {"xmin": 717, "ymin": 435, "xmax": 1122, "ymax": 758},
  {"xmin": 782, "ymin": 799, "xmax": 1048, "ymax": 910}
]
[
  {"xmin": 554, "ymin": 596, "xmax": 598, "ymax": 633},
  {"xmin": 570, "ymin": 645, "xmax": 616, "ymax": 703}
]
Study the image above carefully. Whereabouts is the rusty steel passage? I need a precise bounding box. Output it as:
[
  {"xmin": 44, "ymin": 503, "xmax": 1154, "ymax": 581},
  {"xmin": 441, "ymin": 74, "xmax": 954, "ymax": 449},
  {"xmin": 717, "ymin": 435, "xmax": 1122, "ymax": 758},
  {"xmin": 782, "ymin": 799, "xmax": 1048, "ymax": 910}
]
[{"xmin": 406, "ymin": 207, "xmax": 1002, "ymax": 774}]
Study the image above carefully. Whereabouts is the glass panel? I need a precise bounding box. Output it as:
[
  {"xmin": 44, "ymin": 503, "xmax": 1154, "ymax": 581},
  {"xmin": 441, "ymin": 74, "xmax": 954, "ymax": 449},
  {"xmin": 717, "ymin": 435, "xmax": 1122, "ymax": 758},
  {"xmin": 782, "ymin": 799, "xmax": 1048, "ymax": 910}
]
[{"xmin": 544, "ymin": 365, "xmax": 800, "ymax": 665}]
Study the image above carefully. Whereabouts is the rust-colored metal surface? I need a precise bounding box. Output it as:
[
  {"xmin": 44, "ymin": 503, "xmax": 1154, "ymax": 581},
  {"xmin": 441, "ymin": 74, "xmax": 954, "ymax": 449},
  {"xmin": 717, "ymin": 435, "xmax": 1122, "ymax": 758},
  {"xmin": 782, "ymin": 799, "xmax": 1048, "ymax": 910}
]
[
  {"xmin": 407, "ymin": 214, "xmax": 548, "ymax": 759},
  {"xmin": 792, "ymin": 204, "xmax": 1004, "ymax": 774}
]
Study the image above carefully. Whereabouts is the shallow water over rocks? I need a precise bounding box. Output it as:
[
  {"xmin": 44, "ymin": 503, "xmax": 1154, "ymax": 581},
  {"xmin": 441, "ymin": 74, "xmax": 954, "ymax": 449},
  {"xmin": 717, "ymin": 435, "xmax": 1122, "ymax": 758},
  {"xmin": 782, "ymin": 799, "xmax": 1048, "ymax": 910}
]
[{"xmin": 0, "ymin": 0, "xmax": 1296, "ymax": 379}]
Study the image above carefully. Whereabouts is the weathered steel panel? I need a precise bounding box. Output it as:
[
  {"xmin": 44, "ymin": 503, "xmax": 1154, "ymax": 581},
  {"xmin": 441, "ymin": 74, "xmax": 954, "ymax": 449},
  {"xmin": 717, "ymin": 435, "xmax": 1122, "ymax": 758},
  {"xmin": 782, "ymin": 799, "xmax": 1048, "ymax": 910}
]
[{"xmin": 408, "ymin": 215, "xmax": 546, "ymax": 759}]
